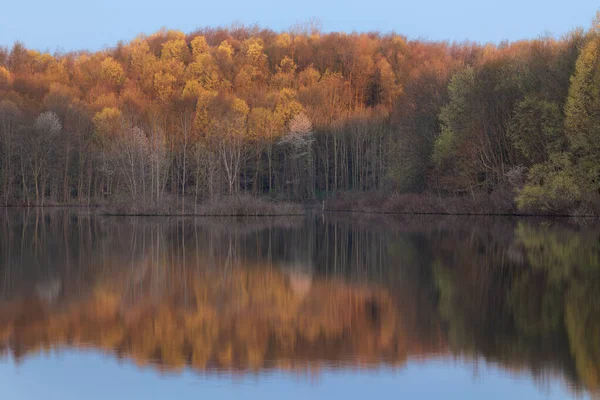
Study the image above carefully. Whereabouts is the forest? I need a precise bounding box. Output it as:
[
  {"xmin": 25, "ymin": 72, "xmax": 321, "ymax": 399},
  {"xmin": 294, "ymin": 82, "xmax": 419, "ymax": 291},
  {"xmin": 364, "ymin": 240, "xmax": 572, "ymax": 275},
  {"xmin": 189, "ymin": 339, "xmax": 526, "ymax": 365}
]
[{"xmin": 1, "ymin": 18, "xmax": 600, "ymax": 214}]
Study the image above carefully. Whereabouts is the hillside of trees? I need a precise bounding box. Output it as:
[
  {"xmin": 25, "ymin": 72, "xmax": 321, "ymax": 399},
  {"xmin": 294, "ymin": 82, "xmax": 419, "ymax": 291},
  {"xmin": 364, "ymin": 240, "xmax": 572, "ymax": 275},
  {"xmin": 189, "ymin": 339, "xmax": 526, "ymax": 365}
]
[{"xmin": 1, "ymin": 18, "xmax": 600, "ymax": 214}]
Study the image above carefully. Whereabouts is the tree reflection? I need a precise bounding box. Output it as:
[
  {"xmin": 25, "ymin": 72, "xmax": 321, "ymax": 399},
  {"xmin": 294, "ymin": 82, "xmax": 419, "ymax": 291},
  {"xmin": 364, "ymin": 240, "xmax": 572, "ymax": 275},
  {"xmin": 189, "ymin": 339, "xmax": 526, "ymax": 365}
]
[{"xmin": 1, "ymin": 211, "xmax": 600, "ymax": 396}]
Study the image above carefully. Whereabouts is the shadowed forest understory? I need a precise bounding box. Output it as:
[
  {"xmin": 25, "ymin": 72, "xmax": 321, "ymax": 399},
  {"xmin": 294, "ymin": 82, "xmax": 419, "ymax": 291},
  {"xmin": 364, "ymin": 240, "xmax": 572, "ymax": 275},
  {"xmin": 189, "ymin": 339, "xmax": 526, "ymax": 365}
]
[
  {"xmin": 1, "ymin": 211, "xmax": 600, "ymax": 396},
  {"xmin": 2, "ymin": 17, "xmax": 600, "ymax": 214}
]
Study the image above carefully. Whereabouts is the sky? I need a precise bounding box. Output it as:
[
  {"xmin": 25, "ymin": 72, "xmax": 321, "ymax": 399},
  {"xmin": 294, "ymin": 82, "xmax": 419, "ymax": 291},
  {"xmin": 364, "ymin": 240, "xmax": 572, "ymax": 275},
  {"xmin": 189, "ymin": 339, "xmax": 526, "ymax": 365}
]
[
  {"xmin": 0, "ymin": 352, "xmax": 579, "ymax": 400},
  {"xmin": 0, "ymin": 0, "xmax": 598, "ymax": 52}
]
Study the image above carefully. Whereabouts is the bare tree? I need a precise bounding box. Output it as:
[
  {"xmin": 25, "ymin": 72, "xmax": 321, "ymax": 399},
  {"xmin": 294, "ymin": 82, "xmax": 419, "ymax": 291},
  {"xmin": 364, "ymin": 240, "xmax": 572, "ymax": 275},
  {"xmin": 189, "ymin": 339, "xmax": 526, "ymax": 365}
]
[
  {"xmin": 279, "ymin": 112, "xmax": 315, "ymax": 199},
  {"xmin": 0, "ymin": 101, "xmax": 21, "ymax": 205},
  {"xmin": 112, "ymin": 125, "xmax": 150, "ymax": 199},
  {"xmin": 19, "ymin": 112, "xmax": 61, "ymax": 205},
  {"xmin": 206, "ymin": 95, "xmax": 249, "ymax": 195}
]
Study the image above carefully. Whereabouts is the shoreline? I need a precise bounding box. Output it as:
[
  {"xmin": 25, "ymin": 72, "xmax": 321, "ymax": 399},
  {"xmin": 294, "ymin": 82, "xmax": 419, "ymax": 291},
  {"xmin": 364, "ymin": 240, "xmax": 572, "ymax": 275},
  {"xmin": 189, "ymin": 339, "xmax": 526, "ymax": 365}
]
[
  {"xmin": 2, "ymin": 205, "xmax": 599, "ymax": 219},
  {"xmin": 1, "ymin": 192, "xmax": 599, "ymax": 218}
]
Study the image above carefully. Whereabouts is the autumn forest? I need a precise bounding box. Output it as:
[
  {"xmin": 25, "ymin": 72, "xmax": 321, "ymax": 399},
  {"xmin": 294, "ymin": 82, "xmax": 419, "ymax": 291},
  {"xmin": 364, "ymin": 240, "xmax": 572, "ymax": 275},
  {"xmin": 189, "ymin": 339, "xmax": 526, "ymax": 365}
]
[{"xmin": 1, "ymin": 19, "xmax": 600, "ymax": 214}]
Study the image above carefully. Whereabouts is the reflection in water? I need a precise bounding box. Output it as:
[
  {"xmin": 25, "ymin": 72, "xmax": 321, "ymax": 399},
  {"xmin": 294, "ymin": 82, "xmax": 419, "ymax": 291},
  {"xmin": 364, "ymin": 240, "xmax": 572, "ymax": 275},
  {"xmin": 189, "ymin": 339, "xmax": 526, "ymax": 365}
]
[{"xmin": 0, "ymin": 210, "xmax": 599, "ymax": 397}]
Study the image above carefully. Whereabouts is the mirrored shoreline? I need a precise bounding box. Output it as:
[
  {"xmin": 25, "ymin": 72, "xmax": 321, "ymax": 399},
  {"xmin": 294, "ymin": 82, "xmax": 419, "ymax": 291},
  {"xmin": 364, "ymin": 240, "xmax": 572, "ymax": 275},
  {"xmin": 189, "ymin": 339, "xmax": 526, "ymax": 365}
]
[{"xmin": 1, "ymin": 210, "xmax": 599, "ymax": 398}]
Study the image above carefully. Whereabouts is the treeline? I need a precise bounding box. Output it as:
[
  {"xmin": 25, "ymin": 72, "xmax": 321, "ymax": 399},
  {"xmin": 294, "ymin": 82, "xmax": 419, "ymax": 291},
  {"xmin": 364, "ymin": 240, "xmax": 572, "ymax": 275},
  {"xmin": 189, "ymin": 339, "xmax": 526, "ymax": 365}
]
[{"xmin": 0, "ymin": 19, "xmax": 599, "ymax": 212}]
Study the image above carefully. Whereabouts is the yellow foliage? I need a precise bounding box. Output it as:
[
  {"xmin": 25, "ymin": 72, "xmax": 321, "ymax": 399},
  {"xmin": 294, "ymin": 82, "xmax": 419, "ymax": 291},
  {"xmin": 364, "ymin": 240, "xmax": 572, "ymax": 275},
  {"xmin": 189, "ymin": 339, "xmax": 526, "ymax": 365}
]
[
  {"xmin": 275, "ymin": 88, "xmax": 304, "ymax": 125},
  {"xmin": 100, "ymin": 57, "xmax": 125, "ymax": 86},
  {"xmin": 191, "ymin": 338, "xmax": 211, "ymax": 368},
  {"xmin": 275, "ymin": 33, "xmax": 292, "ymax": 48},
  {"xmin": 154, "ymin": 71, "xmax": 177, "ymax": 102},
  {"xmin": 148, "ymin": 28, "xmax": 185, "ymax": 45},
  {"xmin": 91, "ymin": 92, "xmax": 118, "ymax": 110},
  {"xmin": 298, "ymin": 65, "xmax": 320, "ymax": 87},
  {"xmin": 248, "ymin": 107, "xmax": 278, "ymax": 141},
  {"xmin": 234, "ymin": 65, "xmax": 254, "ymax": 90},
  {"xmin": 182, "ymin": 80, "xmax": 202, "ymax": 99},
  {"xmin": 376, "ymin": 57, "xmax": 402, "ymax": 105},
  {"xmin": 161, "ymin": 39, "xmax": 189, "ymax": 62},
  {"xmin": 193, "ymin": 90, "xmax": 218, "ymax": 130},
  {"xmin": 278, "ymin": 56, "xmax": 297, "ymax": 74},
  {"xmin": 0, "ymin": 66, "xmax": 12, "ymax": 89},
  {"xmin": 46, "ymin": 59, "xmax": 70, "ymax": 83},
  {"xmin": 93, "ymin": 107, "xmax": 122, "ymax": 136},
  {"xmin": 129, "ymin": 39, "xmax": 153, "ymax": 73},
  {"xmin": 185, "ymin": 53, "xmax": 221, "ymax": 90},
  {"xmin": 33, "ymin": 52, "xmax": 56, "ymax": 73},
  {"xmin": 165, "ymin": 29, "xmax": 186, "ymax": 41},
  {"xmin": 217, "ymin": 342, "xmax": 233, "ymax": 366},
  {"xmin": 217, "ymin": 40, "xmax": 234, "ymax": 60},
  {"xmin": 243, "ymin": 38, "xmax": 266, "ymax": 66},
  {"xmin": 231, "ymin": 96, "xmax": 250, "ymax": 117},
  {"xmin": 271, "ymin": 57, "xmax": 297, "ymax": 89},
  {"xmin": 191, "ymin": 36, "xmax": 210, "ymax": 58},
  {"xmin": 120, "ymin": 83, "xmax": 147, "ymax": 113}
]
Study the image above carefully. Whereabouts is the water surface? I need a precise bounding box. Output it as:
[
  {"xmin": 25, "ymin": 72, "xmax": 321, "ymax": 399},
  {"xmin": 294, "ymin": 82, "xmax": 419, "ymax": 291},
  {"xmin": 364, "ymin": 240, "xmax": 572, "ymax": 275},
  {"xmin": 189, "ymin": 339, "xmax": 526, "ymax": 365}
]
[{"xmin": 1, "ymin": 210, "xmax": 599, "ymax": 399}]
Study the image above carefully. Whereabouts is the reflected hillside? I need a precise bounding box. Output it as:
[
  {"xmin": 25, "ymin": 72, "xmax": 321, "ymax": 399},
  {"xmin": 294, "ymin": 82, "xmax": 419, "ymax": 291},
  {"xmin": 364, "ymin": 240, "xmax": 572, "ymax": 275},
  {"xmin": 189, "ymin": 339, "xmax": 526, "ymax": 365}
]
[
  {"xmin": 0, "ymin": 210, "xmax": 444, "ymax": 373},
  {"xmin": 1, "ymin": 211, "xmax": 600, "ymax": 396}
]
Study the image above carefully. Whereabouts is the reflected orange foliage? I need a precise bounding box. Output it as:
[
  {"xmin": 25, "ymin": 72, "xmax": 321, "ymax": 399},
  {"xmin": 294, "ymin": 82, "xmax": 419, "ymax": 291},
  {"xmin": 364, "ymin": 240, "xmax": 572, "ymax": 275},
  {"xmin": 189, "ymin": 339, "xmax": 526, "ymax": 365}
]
[{"xmin": 0, "ymin": 265, "xmax": 440, "ymax": 373}]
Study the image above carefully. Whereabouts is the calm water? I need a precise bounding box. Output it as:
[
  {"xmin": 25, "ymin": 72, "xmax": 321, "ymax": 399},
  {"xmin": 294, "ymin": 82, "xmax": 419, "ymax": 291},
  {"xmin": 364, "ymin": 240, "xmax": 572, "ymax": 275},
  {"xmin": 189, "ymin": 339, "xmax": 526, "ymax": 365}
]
[{"xmin": 1, "ymin": 210, "xmax": 599, "ymax": 399}]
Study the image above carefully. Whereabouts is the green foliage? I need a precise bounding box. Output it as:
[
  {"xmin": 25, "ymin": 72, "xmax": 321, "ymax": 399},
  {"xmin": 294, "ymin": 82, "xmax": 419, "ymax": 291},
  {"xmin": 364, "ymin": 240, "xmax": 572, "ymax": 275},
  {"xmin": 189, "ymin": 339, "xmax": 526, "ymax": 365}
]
[
  {"xmin": 517, "ymin": 153, "xmax": 581, "ymax": 212},
  {"xmin": 515, "ymin": 222, "xmax": 600, "ymax": 281},
  {"xmin": 385, "ymin": 137, "xmax": 425, "ymax": 192},
  {"xmin": 432, "ymin": 259, "xmax": 469, "ymax": 350},
  {"xmin": 565, "ymin": 38, "xmax": 600, "ymax": 153},
  {"xmin": 509, "ymin": 95, "xmax": 564, "ymax": 164},
  {"xmin": 565, "ymin": 279, "xmax": 600, "ymax": 390},
  {"xmin": 438, "ymin": 67, "xmax": 476, "ymax": 152},
  {"xmin": 430, "ymin": 220, "xmax": 600, "ymax": 392},
  {"xmin": 433, "ymin": 69, "xmax": 473, "ymax": 175},
  {"xmin": 509, "ymin": 272, "xmax": 564, "ymax": 338},
  {"xmin": 432, "ymin": 128, "xmax": 456, "ymax": 169},
  {"xmin": 435, "ymin": 60, "xmax": 523, "ymax": 192},
  {"xmin": 564, "ymin": 36, "xmax": 600, "ymax": 198}
]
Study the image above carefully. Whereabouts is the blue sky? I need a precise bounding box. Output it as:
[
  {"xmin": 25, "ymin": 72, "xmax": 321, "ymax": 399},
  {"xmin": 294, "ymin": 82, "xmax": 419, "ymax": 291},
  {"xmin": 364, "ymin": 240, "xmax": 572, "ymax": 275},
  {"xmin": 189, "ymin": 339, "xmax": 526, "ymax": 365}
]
[{"xmin": 0, "ymin": 0, "xmax": 598, "ymax": 52}]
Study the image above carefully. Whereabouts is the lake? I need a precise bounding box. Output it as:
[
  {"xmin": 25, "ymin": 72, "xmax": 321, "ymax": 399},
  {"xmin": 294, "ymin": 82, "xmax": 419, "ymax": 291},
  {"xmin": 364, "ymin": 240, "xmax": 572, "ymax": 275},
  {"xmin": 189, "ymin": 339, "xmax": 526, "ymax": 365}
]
[{"xmin": 0, "ymin": 209, "xmax": 598, "ymax": 399}]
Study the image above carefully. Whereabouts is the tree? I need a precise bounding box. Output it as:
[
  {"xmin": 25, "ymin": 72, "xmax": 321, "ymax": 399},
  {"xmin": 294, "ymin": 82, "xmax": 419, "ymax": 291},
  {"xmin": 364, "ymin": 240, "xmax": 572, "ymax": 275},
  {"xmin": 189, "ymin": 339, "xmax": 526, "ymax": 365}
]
[
  {"xmin": 93, "ymin": 107, "xmax": 122, "ymax": 196},
  {"xmin": 206, "ymin": 94, "xmax": 249, "ymax": 195},
  {"xmin": 247, "ymin": 107, "xmax": 279, "ymax": 193},
  {"xmin": 387, "ymin": 66, "xmax": 449, "ymax": 192},
  {"xmin": 509, "ymin": 96, "xmax": 564, "ymax": 164},
  {"xmin": 0, "ymin": 66, "xmax": 11, "ymax": 91},
  {"xmin": 154, "ymin": 71, "xmax": 177, "ymax": 102},
  {"xmin": 22, "ymin": 112, "xmax": 62, "ymax": 204},
  {"xmin": 100, "ymin": 57, "xmax": 125, "ymax": 88},
  {"xmin": 564, "ymin": 36, "xmax": 600, "ymax": 198},
  {"xmin": 517, "ymin": 153, "xmax": 581, "ymax": 213},
  {"xmin": 66, "ymin": 102, "xmax": 94, "ymax": 204},
  {"xmin": 435, "ymin": 58, "xmax": 521, "ymax": 194},
  {"xmin": 161, "ymin": 39, "xmax": 189, "ymax": 63},
  {"xmin": 190, "ymin": 36, "xmax": 209, "ymax": 58},
  {"xmin": 279, "ymin": 112, "xmax": 315, "ymax": 199},
  {"xmin": 112, "ymin": 125, "xmax": 150, "ymax": 199},
  {"xmin": 173, "ymin": 98, "xmax": 195, "ymax": 211},
  {"xmin": 0, "ymin": 101, "xmax": 21, "ymax": 205},
  {"xmin": 185, "ymin": 53, "xmax": 221, "ymax": 92}
]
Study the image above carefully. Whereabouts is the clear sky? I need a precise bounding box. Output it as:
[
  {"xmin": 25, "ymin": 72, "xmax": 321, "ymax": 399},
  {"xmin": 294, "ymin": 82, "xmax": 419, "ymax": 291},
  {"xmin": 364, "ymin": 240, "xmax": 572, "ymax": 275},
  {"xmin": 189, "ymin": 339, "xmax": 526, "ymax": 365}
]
[{"xmin": 0, "ymin": 0, "xmax": 598, "ymax": 52}]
